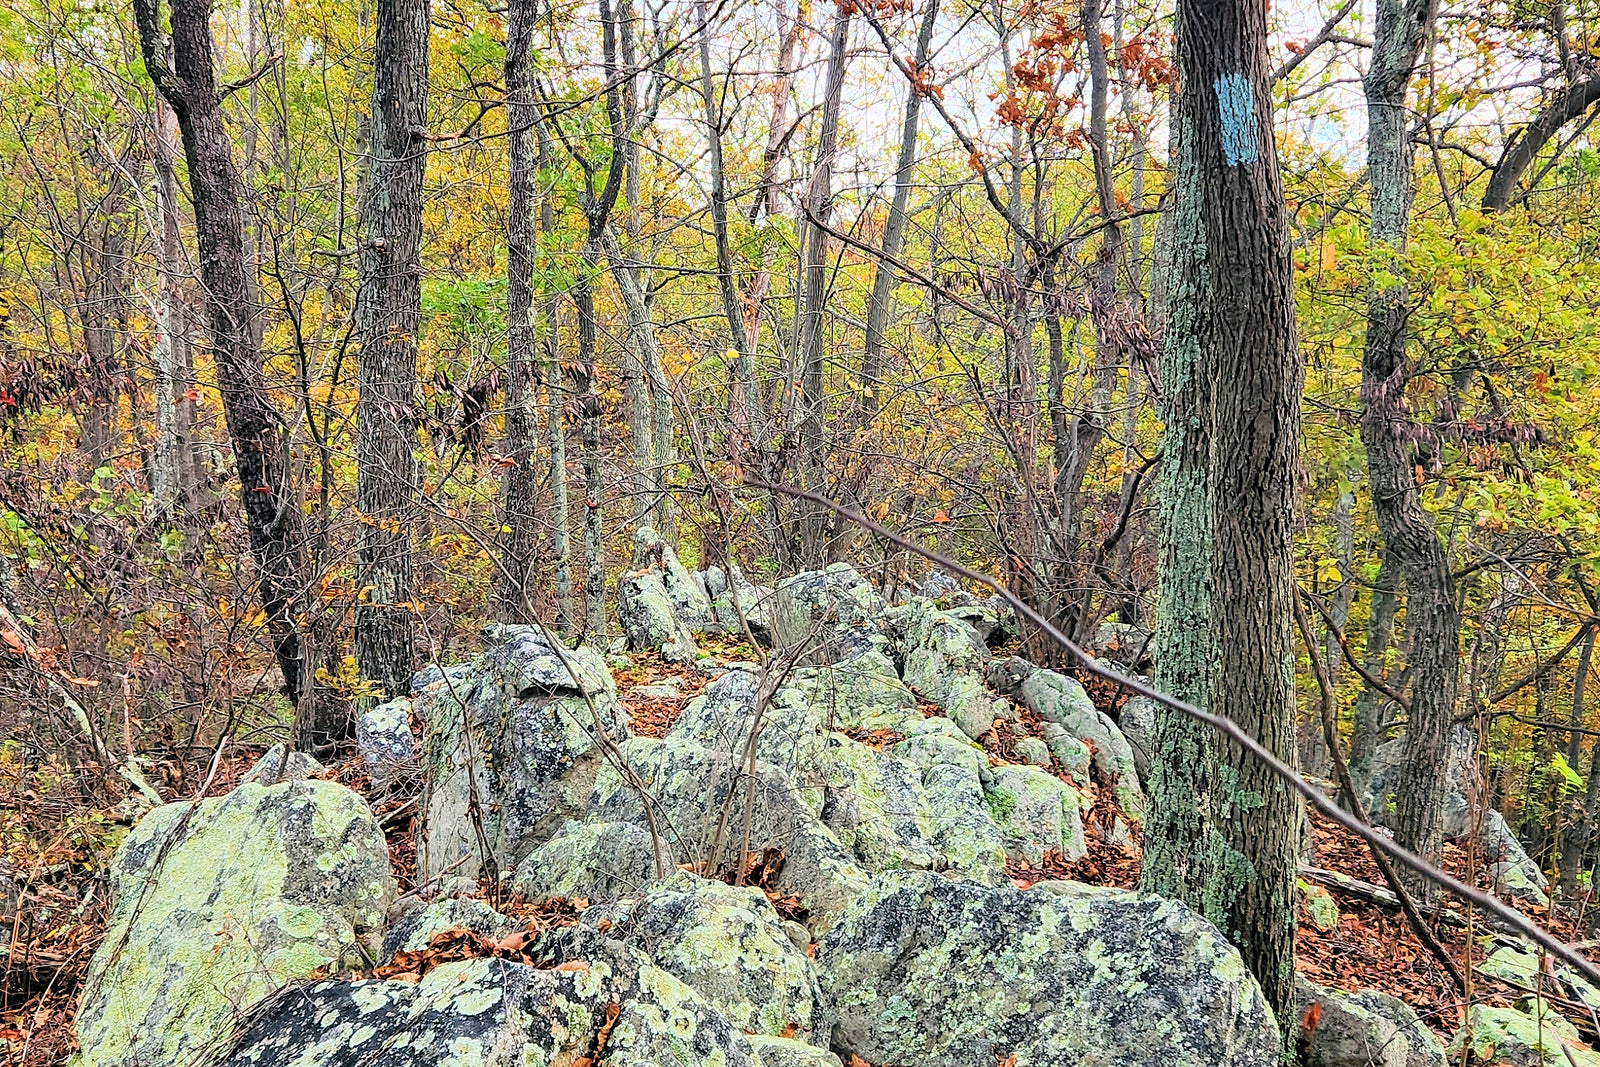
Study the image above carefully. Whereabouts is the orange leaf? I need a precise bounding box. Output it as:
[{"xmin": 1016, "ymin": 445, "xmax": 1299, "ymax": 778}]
[{"xmin": 1300, "ymin": 1000, "xmax": 1323, "ymax": 1036}]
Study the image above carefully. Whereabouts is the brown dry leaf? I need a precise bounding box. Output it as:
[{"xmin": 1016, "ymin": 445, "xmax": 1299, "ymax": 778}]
[
  {"xmin": 553, "ymin": 961, "xmax": 590, "ymax": 972},
  {"xmin": 493, "ymin": 930, "xmax": 530, "ymax": 953},
  {"xmin": 849, "ymin": 1056, "xmax": 872, "ymax": 1067},
  {"xmin": 781, "ymin": 1022, "xmax": 798, "ymax": 1039}
]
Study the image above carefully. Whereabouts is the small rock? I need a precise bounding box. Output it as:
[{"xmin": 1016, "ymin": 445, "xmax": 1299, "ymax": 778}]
[
  {"xmin": 356, "ymin": 697, "xmax": 418, "ymax": 788},
  {"xmin": 1449, "ymin": 1003, "xmax": 1600, "ymax": 1067},
  {"xmin": 985, "ymin": 763, "xmax": 1086, "ymax": 866},
  {"xmin": 380, "ymin": 897, "xmax": 516, "ymax": 962},
  {"xmin": 239, "ymin": 742, "xmax": 324, "ymax": 787},
  {"xmin": 511, "ymin": 819, "xmax": 674, "ymax": 905},
  {"xmin": 1014, "ymin": 736, "xmax": 1052, "ymax": 769}
]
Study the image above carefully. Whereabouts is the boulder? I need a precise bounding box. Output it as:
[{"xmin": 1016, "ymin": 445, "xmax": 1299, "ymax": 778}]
[
  {"xmin": 791, "ymin": 651, "xmax": 919, "ymax": 735},
  {"xmin": 773, "ymin": 564, "xmax": 885, "ymax": 664},
  {"xmin": 416, "ymin": 625, "xmax": 625, "ymax": 883},
  {"xmin": 1449, "ymin": 1004, "xmax": 1600, "ymax": 1067},
  {"xmin": 1292, "ymin": 976, "xmax": 1445, "ymax": 1067},
  {"xmin": 1480, "ymin": 810, "xmax": 1551, "ymax": 908},
  {"xmin": 618, "ymin": 526, "xmax": 709, "ymax": 663},
  {"xmin": 701, "ymin": 564, "xmax": 776, "ymax": 640},
  {"xmin": 1117, "ymin": 694, "xmax": 1158, "ymax": 786},
  {"xmin": 511, "ymin": 819, "xmax": 674, "ymax": 905},
  {"xmin": 1018, "ymin": 667, "xmax": 1146, "ymax": 818},
  {"xmin": 984, "ymin": 763, "xmax": 1087, "ymax": 866},
  {"xmin": 210, "ymin": 930, "xmax": 757, "ymax": 1067},
  {"xmin": 749, "ymin": 1035, "xmax": 844, "ymax": 1067},
  {"xmin": 588, "ymin": 734, "xmax": 869, "ymax": 923},
  {"xmin": 380, "ymin": 896, "xmax": 516, "ymax": 961},
  {"xmin": 73, "ymin": 779, "xmax": 393, "ymax": 1067},
  {"xmin": 357, "ymin": 697, "xmax": 418, "ymax": 788},
  {"xmin": 605, "ymin": 870, "xmax": 824, "ymax": 1041},
  {"xmin": 900, "ymin": 604, "xmax": 999, "ymax": 741},
  {"xmin": 817, "ymin": 871, "xmax": 1279, "ymax": 1067}
]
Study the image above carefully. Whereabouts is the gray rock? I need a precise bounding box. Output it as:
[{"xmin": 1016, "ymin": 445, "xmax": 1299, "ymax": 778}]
[
  {"xmin": 701, "ymin": 564, "xmax": 777, "ymax": 640},
  {"xmin": 1292, "ymin": 976, "xmax": 1445, "ymax": 1067},
  {"xmin": 380, "ymin": 897, "xmax": 516, "ymax": 962},
  {"xmin": 357, "ymin": 697, "xmax": 418, "ymax": 787},
  {"xmin": 416, "ymin": 625, "xmax": 625, "ymax": 884},
  {"xmin": 901, "ymin": 604, "xmax": 998, "ymax": 741},
  {"xmin": 773, "ymin": 564, "xmax": 885, "ymax": 664},
  {"xmin": 588, "ymin": 734, "xmax": 869, "ymax": 924},
  {"xmin": 606, "ymin": 870, "xmax": 825, "ymax": 1041},
  {"xmin": 618, "ymin": 527, "xmax": 704, "ymax": 663},
  {"xmin": 1449, "ymin": 1003, "xmax": 1600, "ymax": 1067},
  {"xmin": 511, "ymin": 819, "xmax": 673, "ymax": 905},
  {"xmin": 209, "ymin": 931, "xmax": 757, "ymax": 1067},
  {"xmin": 749, "ymin": 1035, "xmax": 844, "ymax": 1067},
  {"xmin": 73, "ymin": 779, "xmax": 393, "ymax": 1067},
  {"xmin": 239, "ymin": 742, "xmax": 324, "ymax": 787},
  {"xmin": 817, "ymin": 871, "xmax": 1279, "ymax": 1067},
  {"xmin": 1014, "ymin": 736, "xmax": 1052, "ymax": 769},
  {"xmin": 1018, "ymin": 668, "xmax": 1145, "ymax": 819},
  {"xmin": 984, "ymin": 763, "xmax": 1087, "ymax": 866},
  {"xmin": 1117, "ymin": 693, "xmax": 1158, "ymax": 786},
  {"xmin": 1480, "ymin": 810, "xmax": 1550, "ymax": 908},
  {"xmin": 792, "ymin": 651, "xmax": 919, "ymax": 735}
]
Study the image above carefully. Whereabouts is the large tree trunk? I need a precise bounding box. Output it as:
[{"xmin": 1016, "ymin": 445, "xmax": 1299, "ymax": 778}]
[
  {"xmin": 353, "ymin": 0, "xmax": 430, "ymax": 702},
  {"xmin": 497, "ymin": 0, "xmax": 543, "ymax": 623},
  {"xmin": 1362, "ymin": 0, "xmax": 1453, "ymax": 905},
  {"xmin": 131, "ymin": 0, "xmax": 309, "ymax": 715},
  {"xmin": 1141, "ymin": 0, "xmax": 1302, "ymax": 1024}
]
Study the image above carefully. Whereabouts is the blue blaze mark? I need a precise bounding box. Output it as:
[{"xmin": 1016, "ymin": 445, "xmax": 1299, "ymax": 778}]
[{"xmin": 1214, "ymin": 73, "xmax": 1258, "ymax": 166}]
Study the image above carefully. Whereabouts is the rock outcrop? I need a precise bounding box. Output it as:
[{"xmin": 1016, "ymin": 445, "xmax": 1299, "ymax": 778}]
[
  {"xmin": 74, "ymin": 780, "xmax": 393, "ymax": 1067},
  {"xmin": 416, "ymin": 624, "xmax": 625, "ymax": 883},
  {"xmin": 1292, "ymin": 977, "xmax": 1445, "ymax": 1067},
  {"xmin": 817, "ymin": 871, "xmax": 1279, "ymax": 1067}
]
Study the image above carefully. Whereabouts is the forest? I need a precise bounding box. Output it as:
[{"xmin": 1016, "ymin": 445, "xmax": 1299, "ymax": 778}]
[{"xmin": 3, "ymin": 0, "xmax": 1600, "ymax": 1062}]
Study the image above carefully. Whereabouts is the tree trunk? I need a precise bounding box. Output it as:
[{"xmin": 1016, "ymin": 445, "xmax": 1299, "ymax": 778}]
[
  {"xmin": 1361, "ymin": 0, "xmax": 1452, "ymax": 905},
  {"xmin": 860, "ymin": 0, "xmax": 938, "ymax": 413},
  {"xmin": 497, "ymin": 0, "xmax": 543, "ymax": 623},
  {"xmin": 1141, "ymin": 0, "xmax": 1302, "ymax": 1024},
  {"xmin": 1349, "ymin": 547, "xmax": 1400, "ymax": 778},
  {"xmin": 353, "ymin": 0, "xmax": 429, "ymax": 703},
  {"xmin": 793, "ymin": 7, "xmax": 850, "ymax": 568},
  {"xmin": 149, "ymin": 86, "xmax": 192, "ymax": 517},
  {"xmin": 131, "ymin": 0, "xmax": 309, "ymax": 717}
]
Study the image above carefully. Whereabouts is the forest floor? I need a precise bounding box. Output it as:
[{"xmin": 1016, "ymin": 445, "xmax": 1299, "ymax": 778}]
[{"xmin": 3, "ymin": 645, "xmax": 1598, "ymax": 1065}]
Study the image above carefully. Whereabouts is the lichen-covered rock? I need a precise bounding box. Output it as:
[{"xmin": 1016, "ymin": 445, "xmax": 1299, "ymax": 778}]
[
  {"xmin": 1116, "ymin": 693, "xmax": 1158, "ymax": 786},
  {"xmin": 820, "ymin": 736, "xmax": 943, "ymax": 874},
  {"xmin": 817, "ymin": 871, "xmax": 1278, "ymax": 1067},
  {"xmin": 1038, "ymin": 722, "xmax": 1092, "ymax": 783},
  {"xmin": 984, "ymin": 764, "xmax": 1086, "ymax": 866},
  {"xmin": 1019, "ymin": 668, "xmax": 1145, "ymax": 819},
  {"xmin": 619, "ymin": 526, "xmax": 707, "ymax": 663},
  {"xmin": 511, "ymin": 819, "xmax": 673, "ymax": 905},
  {"xmin": 240, "ymin": 742, "xmax": 324, "ymax": 787},
  {"xmin": 417, "ymin": 625, "xmax": 625, "ymax": 883},
  {"xmin": 773, "ymin": 564, "xmax": 885, "ymax": 664},
  {"xmin": 380, "ymin": 897, "xmax": 517, "ymax": 962},
  {"xmin": 589, "ymin": 735, "xmax": 869, "ymax": 923},
  {"xmin": 1449, "ymin": 1004, "xmax": 1600, "ymax": 1067},
  {"xmin": 209, "ymin": 931, "xmax": 758, "ymax": 1067},
  {"xmin": 701, "ymin": 564, "xmax": 776, "ymax": 640},
  {"xmin": 1480, "ymin": 810, "xmax": 1551, "ymax": 908},
  {"xmin": 792, "ymin": 651, "xmax": 919, "ymax": 734},
  {"xmin": 74, "ymin": 780, "xmax": 393, "ymax": 1067},
  {"xmin": 749, "ymin": 1035, "xmax": 844, "ymax": 1067},
  {"xmin": 606, "ymin": 871, "xmax": 824, "ymax": 1041},
  {"xmin": 901, "ymin": 605, "xmax": 999, "ymax": 741},
  {"xmin": 1014, "ymin": 736, "xmax": 1052, "ymax": 769},
  {"xmin": 894, "ymin": 718, "xmax": 1008, "ymax": 883},
  {"xmin": 358, "ymin": 697, "xmax": 418, "ymax": 788},
  {"xmin": 1299, "ymin": 881, "xmax": 1341, "ymax": 933},
  {"xmin": 1292, "ymin": 977, "xmax": 1444, "ymax": 1067}
]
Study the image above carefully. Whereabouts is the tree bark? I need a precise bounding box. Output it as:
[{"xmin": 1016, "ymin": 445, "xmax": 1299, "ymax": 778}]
[
  {"xmin": 860, "ymin": 0, "xmax": 938, "ymax": 413},
  {"xmin": 131, "ymin": 0, "xmax": 309, "ymax": 715},
  {"xmin": 353, "ymin": 0, "xmax": 430, "ymax": 703},
  {"xmin": 1349, "ymin": 547, "xmax": 1400, "ymax": 778},
  {"xmin": 497, "ymin": 0, "xmax": 544, "ymax": 623},
  {"xmin": 793, "ymin": 7, "xmax": 850, "ymax": 568},
  {"xmin": 1141, "ymin": 0, "xmax": 1302, "ymax": 1023},
  {"xmin": 1362, "ymin": 0, "xmax": 1453, "ymax": 905}
]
